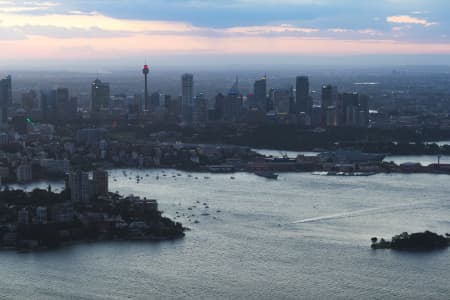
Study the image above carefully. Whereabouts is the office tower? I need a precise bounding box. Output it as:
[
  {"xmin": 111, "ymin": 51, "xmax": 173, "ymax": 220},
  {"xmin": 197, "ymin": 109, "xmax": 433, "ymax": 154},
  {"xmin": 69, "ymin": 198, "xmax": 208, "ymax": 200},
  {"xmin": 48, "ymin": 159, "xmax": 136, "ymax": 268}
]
[
  {"xmin": 21, "ymin": 90, "xmax": 38, "ymax": 112},
  {"xmin": 273, "ymin": 89, "xmax": 291, "ymax": 115},
  {"xmin": 143, "ymin": 64, "xmax": 149, "ymax": 110},
  {"xmin": 181, "ymin": 73, "xmax": 194, "ymax": 121},
  {"xmin": 150, "ymin": 92, "xmax": 161, "ymax": 109},
  {"xmin": 16, "ymin": 163, "xmax": 32, "ymax": 183},
  {"xmin": 359, "ymin": 95, "xmax": 369, "ymax": 127},
  {"xmin": 192, "ymin": 93, "xmax": 208, "ymax": 126},
  {"xmin": 321, "ymin": 85, "xmax": 337, "ymax": 126},
  {"xmin": 254, "ymin": 76, "xmax": 267, "ymax": 113},
  {"xmin": 342, "ymin": 92, "xmax": 360, "ymax": 127},
  {"xmin": 0, "ymin": 75, "xmax": 12, "ymax": 125},
  {"xmin": 223, "ymin": 78, "xmax": 242, "ymax": 121},
  {"xmin": 326, "ymin": 106, "xmax": 338, "ymax": 127},
  {"xmin": 166, "ymin": 96, "xmax": 181, "ymax": 122},
  {"xmin": 91, "ymin": 78, "xmax": 110, "ymax": 112},
  {"xmin": 296, "ymin": 76, "xmax": 310, "ymax": 114},
  {"xmin": 214, "ymin": 93, "xmax": 225, "ymax": 120},
  {"xmin": 93, "ymin": 169, "xmax": 108, "ymax": 196},
  {"xmin": 51, "ymin": 87, "xmax": 77, "ymax": 122}
]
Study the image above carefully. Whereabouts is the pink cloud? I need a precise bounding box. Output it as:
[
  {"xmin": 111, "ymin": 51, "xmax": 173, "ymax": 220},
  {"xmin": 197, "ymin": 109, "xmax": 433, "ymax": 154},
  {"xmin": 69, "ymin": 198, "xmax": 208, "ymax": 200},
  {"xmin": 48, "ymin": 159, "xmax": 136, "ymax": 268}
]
[{"xmin": 387, "ymin": 15, "xmax": 438, "ymax": 27}]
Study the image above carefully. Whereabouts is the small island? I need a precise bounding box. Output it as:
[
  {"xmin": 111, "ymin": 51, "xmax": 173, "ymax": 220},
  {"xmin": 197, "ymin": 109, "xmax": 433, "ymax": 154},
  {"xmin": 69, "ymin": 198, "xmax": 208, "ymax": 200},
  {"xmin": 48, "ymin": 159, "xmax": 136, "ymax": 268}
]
[
  {"xmin": 371, "ymin": 231, "xmax": 450, "ymax": 251},
  {"xmin": 0, "ymin": 186, "xmax": 185, "ymax": 251}
]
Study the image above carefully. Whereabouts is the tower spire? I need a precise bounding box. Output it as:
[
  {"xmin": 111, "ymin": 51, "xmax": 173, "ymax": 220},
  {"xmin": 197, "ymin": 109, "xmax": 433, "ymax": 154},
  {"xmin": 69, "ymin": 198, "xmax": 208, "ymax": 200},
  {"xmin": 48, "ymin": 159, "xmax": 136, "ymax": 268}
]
[{"xmin": 142, "ymin": 64, "xmax": 150, "ymax": 110}]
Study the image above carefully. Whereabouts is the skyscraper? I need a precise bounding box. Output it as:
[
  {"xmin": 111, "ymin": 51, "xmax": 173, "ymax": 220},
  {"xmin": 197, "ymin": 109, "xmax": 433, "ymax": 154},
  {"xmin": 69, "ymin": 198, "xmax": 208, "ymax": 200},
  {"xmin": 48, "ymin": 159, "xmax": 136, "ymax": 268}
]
[
  {"xmin": 143, "ymin": 64, "xmax": 149, "ymax": 110},
  {"xmin": 67, "ymin": 171, "xmax": 90, "ymax": 203},
  {"xmin": 296, "ymin": 76, "xmax": 310, "ymax": 115},
  {"xmin": 192, "ymin": 93, "xmax": 208, "ymax": 126},
  {"xmin": 93, "ymin": 169, "xmax": 108, "ymax": 196},
  {"xmin": 254, "ymin": 76, "xmax": 267, "ymax": 113},
  {"xmin": 0, "ymin": 75, "xmax": 12, "ymax": 125},
  {"xmin": 342, "ymin": 92, "xmax": 360, "ymax": 127},
  {"xmin": 181, "ymin": 73, "xmax": 194, "ymax": 121},
  {"xmin": 321, "ymin": 85, "xmax": 337, "ymax": 126},
  {"xmin": 53, "ymin": 88, "xmax": 77, "ymax": 122},
  {"xmin": 273, "ymin": 89, "xmax": 291, "ymax": 115},
  {"xmin": 91, "ymin": 78, "xmax": 110, "ymax": 112}
]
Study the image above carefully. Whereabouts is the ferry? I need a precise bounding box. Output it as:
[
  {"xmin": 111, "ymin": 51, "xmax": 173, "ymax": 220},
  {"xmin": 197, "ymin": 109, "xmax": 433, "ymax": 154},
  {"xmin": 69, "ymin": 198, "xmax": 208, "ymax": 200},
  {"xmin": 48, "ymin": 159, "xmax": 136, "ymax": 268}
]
[{"xmin": 255, "ymin": 171, "xmax": 279, "ymax": 180}]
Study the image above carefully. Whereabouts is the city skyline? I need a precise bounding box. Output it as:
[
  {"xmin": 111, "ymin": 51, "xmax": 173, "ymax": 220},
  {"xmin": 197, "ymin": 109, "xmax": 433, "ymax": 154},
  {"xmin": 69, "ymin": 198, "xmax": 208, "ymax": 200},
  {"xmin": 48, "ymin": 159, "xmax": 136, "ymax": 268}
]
[{"xmin": 0, "ymin": 1, "xmax": 450, "ymax": 69}]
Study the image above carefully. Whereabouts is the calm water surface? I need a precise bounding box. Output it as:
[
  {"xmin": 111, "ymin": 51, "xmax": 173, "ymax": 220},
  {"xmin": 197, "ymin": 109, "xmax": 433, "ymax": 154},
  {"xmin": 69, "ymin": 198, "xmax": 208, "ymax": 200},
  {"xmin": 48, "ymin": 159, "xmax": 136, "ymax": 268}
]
[{"xmin": 1, "ymin": 171, "xmax": 450, "ymax": 299}]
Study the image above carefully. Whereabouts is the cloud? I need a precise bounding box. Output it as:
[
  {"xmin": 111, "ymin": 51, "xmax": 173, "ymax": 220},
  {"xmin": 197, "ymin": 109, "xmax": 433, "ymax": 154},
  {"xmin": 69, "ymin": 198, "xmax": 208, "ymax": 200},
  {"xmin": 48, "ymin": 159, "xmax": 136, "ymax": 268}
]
[
  {"xmin": 386, "ymin": 15, "xmax": 438, "ymax": 27},
  {"xmin": 358, "ymin": 29, "xmax": 383, "ymax": 36},
  {"xmin": 226, "ymin": 24, "xmax": 319, "ymax": 35},
  {"xmin": 0, "ymin": 0, "xmax": 58, "ymax": 13},
  {"xmin": 0, "ymin": 2, "xmax": 448, "ymax": 62},
  {"xmin": 0, "ymin": 11, "xmax": 322, "ymax": 39},
  {"xmin": 391, "ymin": 26, "xmax": 411, "ymax": 32},
  {"xmin": 328, "ymin": 28, "xmax": 351, "ymax": 33}
]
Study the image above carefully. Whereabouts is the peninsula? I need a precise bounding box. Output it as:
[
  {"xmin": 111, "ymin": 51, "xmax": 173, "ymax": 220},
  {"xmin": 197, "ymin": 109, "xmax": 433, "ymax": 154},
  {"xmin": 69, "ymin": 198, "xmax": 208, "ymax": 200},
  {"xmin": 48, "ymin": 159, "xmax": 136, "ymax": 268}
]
[{"xmin": 0, "ymin": 187, "xmax": 185, "ymax": 251}]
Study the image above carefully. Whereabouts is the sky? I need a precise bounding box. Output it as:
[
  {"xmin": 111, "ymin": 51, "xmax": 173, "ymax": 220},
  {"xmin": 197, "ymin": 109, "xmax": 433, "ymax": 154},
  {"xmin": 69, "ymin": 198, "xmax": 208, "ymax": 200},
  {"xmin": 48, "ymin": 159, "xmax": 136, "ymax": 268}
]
[{"xmin": 0, "ymin": 0, "xmax": 450, "ymax": 69}]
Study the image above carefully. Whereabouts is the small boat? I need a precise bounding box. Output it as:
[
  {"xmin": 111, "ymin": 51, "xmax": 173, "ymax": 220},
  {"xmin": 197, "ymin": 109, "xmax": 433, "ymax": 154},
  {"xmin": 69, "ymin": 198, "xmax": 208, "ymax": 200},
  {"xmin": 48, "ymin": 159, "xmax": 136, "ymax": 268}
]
[
  {"xmin": 230, "ymin": 176, "xmax": 235, "ymax": 180},
  {"xmin": 255, "ymin": 171, "xmax": 278, "ymax": 179}
]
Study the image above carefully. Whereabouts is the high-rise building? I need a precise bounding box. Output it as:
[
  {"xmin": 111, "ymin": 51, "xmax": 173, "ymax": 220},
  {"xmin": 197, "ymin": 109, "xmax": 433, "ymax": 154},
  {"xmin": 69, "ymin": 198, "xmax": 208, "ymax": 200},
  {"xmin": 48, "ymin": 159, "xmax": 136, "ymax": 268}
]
[
  {"xmin": 296, "ymin": 76, "xmax": 310, "ymax": 115},
  {"xmin": 67, "ymin": 171, "xmax": 91, "ymax": 203},
  {"xmin": 342, "ymin": 92, "xmax": 360, "ymax": 127},
  {"xmin": 321, "ymin": 85, "xmax": 337, "ymax": 126},
  {"xmin": 21, "ymin": 90, "xmax": 38, "ymax": 112},
  {"xmin": 40, "ymin": 89, "xmax": 56, "ymax": 122},
  {"xmin": 359, "ymin": 95, "xmax": 370, "ymax": 128},
  {"xmin": 165, "ymin": 96, "xmax": 181, "ymax": 122},
  {"xmin": 214, "ymin": 93, "xmax": 225, "ymax": 120},
  {"xmin": 150, "ymin": 92, "xmax": 161, "ymax": 109},
  {"xmin": 223, "ymin": 78, "xmax": 242, "ymax": 121},
  {"xmin": 192, "ymin": 93, "xmax": 208, "ymax": 126},
  {"xmin": 253, "ymin": 76, "xmax": 267, "ymax": 113},
  {"xmin": 53, "ymin": 88, "xmax": 77, "ymax": 122},
  {"xmin": 273, "ymin": 89, "xmax": 291, "ymax": 115},
  {"xmin": 93, "ymin": 169, "xmax": 108, "ymax": 196},
  {"xmin": 16, "ymin": 163, "xmax": 32, "ymax": 183},
  {"xmin": 0, "ymin": 75, "xmax": 12, "ymax": 125},
  {"xmin": 91, "ymin": 78, "xmax": 110, "ymax": 112},
  {"xmin": 181, "ymin": 73, "xmax": 194, "ymax": 121}
]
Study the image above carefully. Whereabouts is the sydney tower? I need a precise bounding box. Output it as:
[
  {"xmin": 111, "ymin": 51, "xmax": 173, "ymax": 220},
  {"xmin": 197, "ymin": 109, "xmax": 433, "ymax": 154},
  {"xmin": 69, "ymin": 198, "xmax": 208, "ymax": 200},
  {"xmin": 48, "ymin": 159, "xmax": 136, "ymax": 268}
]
[{"xmin": 142, "ymin": 64, "xmax": 149, "ymax": 109}]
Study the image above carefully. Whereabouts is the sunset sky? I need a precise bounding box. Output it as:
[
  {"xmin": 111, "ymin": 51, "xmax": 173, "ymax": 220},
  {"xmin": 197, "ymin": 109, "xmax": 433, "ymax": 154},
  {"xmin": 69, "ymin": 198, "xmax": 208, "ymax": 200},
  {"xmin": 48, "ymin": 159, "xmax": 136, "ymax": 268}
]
[{"xmin": 0, "ymin": 0, "xmax": 449, "ymax": 69}]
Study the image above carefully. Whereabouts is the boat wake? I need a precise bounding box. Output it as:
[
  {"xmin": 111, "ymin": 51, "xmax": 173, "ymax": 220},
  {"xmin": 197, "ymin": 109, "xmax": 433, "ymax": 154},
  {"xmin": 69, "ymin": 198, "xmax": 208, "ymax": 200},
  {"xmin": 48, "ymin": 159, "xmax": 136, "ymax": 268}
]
[{"xmin": 291, "ymin": 201, "xmax": 433, "ymax": 224}]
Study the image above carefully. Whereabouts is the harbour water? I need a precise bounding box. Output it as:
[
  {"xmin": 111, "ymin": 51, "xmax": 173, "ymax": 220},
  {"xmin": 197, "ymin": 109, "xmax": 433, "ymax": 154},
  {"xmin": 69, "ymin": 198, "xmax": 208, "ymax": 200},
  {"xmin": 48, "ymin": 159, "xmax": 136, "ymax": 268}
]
[
  {"xmin": 384, "ymin": 155, "xmax": 450, "ymax": 166},
  {"xmin": 1, "ymin": 171, "xmax": 450, "ymax": 299}
]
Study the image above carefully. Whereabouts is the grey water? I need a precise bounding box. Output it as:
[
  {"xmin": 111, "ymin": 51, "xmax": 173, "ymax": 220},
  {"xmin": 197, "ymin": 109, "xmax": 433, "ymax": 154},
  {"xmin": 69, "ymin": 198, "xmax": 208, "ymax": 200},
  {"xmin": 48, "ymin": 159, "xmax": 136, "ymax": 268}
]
[
  {"xmin": 2, "ymin": 171, "xmax": 450, "ymax": 299},
  {"xmin": 254, "ymin": 148, "xmax": 450, "ymax": 167},
  {"xmin": 384, "ymin": 155, "xmax": 450, "ymax": 166}
]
